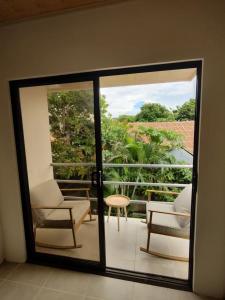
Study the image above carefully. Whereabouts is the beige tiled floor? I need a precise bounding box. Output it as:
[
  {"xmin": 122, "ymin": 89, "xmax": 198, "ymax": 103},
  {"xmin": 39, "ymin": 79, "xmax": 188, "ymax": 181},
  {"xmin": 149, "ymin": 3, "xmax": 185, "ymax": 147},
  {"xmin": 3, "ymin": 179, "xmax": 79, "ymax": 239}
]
[
  {"xmin": 36, "ymin": 216, "xmax": 189, "ymax": 279},
  {"xmin": 0, "ymin": 262, "xmax": 212, "ymax": 300},
  {"xmin": 106, "ymin": 217, "xmax": 189, "ymax": 279}
]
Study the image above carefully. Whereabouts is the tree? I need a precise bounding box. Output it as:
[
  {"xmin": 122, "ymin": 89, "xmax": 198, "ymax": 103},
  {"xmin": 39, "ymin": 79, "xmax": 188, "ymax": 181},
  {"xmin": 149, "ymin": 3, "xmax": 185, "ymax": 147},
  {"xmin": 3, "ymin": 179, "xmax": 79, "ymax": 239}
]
[
  {"xmin": 174, "ymin": 99, "xmax": 196, "ymax": 121},
  {"xmin": 135, "ymin": 103, "xmax": 174, "ymax": 122},
  {"xmin": 48, "ymin": 91, "xmax": 192, "ymax": 206},
  {"xmin": 117, "ymin": 115, "xmax": 136, "ymax": 122},
  {"xmin": 102, "ymin": 119, "xmax": 187, "ymax": 201},
  {"xmin": 48, "ymin": 90, "xmax": 96, "ymax": 179},
  {"xmin": 48, "ymin": 91, "xmax": 109, "ymax": 179}
]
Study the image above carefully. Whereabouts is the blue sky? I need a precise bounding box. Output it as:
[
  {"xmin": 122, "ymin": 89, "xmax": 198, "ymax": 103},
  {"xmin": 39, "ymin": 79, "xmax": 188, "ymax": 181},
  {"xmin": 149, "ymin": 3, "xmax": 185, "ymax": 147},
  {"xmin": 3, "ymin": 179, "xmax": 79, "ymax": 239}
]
[{"xmin": 100, "ymin": 77, "xmax": 196, "ymax": 118}]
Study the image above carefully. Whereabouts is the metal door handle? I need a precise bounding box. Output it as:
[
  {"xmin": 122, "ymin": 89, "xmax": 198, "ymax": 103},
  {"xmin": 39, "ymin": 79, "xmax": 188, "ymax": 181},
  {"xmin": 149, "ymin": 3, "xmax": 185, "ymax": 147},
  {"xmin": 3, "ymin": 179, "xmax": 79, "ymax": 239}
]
[
  {"xmin": 91, "ymin": 171, "xmax": 98, "ymax": 187},
  {"xmin": 91, "ymin": 170, "xmax": 103, "ymax": 188}
]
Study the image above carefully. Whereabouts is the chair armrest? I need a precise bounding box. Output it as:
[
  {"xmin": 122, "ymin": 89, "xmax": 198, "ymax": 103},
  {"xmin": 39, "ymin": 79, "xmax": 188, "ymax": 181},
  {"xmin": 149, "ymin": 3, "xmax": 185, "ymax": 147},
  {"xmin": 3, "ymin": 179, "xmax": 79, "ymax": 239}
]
[
  {"xmin": 146, "ymin": 189, "xmax": 180, "ymax": 196},
  {"xmin": 61, "ymin": 188, "xmax": 90, "ymax": 201},
  {"xmin": 60, "ymin": 188, "xmax": 90, "ymax": 192},
  {"xmin": 33, "ymin": 207, "xmax": 74, "ymax": 222},
  {"xmin": 148, "ymin": 209, "xmax": 190, "ymax": 217},
  {"xmin": 146, "ymin": 189, "xmax": 180, "ymax": 202},
  {"xmin": 63, "ymin": 197, "xmax": 90, "ymax": 202},
  {"xmin": 32, "ymin": 206, "xmax": 72, "ymax": 210}
]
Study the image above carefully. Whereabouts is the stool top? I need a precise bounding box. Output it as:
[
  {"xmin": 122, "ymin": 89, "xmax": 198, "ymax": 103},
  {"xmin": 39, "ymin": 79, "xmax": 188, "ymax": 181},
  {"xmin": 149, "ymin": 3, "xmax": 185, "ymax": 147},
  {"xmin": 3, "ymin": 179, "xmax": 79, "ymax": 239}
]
[{"xmin": 105, "ymin": 194, "xmax": 130, "ymax": 208}]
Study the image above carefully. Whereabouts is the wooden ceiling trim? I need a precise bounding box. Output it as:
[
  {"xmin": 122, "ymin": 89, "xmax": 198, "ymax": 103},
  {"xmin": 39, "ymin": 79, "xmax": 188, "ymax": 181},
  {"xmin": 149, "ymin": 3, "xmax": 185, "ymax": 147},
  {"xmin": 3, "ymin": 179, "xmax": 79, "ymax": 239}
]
[{"xmin": 0, "ymin": 0, "xmax": 129, "ymax": 24}]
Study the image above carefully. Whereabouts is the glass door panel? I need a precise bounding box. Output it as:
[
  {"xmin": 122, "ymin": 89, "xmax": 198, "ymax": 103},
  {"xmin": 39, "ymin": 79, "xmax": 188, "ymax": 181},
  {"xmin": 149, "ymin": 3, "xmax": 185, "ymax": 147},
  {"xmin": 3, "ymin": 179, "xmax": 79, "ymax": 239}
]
[
  {"xmin": 19, "ymin": 81, "xmax": 102, "ymax": 263},
  {"xmin": 100, "ymin": 68, "xmax": 197, "ymax": 279}
]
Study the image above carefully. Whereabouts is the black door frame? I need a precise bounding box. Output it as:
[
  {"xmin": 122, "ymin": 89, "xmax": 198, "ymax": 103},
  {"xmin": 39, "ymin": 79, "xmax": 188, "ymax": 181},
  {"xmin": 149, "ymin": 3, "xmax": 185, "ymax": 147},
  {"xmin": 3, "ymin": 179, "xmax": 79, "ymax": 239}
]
[
  {"xmin": 10, "ymin": 60, "xmax": 202, "ymax": 291},
  {"xmin": 10, "ymin": 75, "xmax": 106, "ymax": 272}
]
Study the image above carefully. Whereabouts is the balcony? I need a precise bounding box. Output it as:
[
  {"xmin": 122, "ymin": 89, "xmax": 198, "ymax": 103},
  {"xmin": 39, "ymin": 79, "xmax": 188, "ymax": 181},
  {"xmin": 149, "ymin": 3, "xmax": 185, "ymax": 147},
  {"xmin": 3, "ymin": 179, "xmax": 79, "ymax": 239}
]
[
  {"xmin": 36, "ymin": 215, "xmax": 189, "ymax": 279},
  {"xmin": 35, "ymin": 162, "xmax": 191, "ymax": 280}
]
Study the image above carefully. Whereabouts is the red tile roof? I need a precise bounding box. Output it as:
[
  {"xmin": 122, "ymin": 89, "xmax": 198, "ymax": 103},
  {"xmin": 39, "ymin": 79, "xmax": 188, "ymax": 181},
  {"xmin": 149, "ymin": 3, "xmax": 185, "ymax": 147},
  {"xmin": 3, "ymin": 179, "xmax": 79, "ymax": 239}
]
[{"xmin": 129, "ymin": 121, "xmax": 194, "ymax": 154}]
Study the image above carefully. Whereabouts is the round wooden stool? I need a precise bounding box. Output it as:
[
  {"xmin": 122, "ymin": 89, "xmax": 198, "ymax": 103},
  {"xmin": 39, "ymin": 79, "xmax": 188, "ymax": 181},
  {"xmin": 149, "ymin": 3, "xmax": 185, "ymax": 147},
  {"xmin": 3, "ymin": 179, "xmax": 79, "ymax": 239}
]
[{"xmin": 105, "ymin": 194, "xmax": 130, "ymax": 231}]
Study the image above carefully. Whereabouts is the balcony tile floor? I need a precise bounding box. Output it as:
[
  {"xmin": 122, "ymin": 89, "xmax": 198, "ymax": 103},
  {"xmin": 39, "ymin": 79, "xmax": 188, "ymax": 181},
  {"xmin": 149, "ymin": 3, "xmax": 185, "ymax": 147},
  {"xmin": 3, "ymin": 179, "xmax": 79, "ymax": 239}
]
[
  {"xmin": 36, "ymin": 216, "xmax": 189, "ymax": 279},
  {"xmin": 0, "ymin": 262, "xmax": 213, "ymax": 300},
  {"xmin": 106, "ymin": 216, "xmax": 189, "ymax": 279}
]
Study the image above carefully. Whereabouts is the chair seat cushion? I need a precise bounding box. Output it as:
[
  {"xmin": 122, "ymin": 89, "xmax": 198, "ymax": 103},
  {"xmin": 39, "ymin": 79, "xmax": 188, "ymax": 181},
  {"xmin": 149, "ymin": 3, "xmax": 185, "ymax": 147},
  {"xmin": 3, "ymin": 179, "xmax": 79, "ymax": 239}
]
[
  {"xmin": 146, "ymin": 201, "xmax": 190, "ymax": 239},
  {"xmin": 46, "ymin": 200, "xmax": 90, "ymax": 225},
  {"xmin": 146, "ymin": 201, "xmax": 175, "ymax": 224},
  {"xmin": 150, "ymin": 223, "xmax": 189, "ymax": 239}
]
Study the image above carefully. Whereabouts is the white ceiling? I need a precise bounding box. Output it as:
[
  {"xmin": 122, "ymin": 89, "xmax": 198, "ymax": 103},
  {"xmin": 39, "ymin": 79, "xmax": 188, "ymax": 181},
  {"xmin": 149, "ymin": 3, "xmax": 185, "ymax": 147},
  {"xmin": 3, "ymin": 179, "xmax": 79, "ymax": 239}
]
[{"xmin": 47, "ymin": 68, "xmax": 196, "ymax": 92}]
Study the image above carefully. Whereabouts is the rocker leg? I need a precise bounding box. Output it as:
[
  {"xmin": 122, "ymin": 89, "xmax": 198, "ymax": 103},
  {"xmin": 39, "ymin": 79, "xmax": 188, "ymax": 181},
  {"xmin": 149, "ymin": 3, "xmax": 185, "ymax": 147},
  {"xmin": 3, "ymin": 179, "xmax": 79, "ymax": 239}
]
[
  {"xmin": 83, "ymin": 208, "xmax": 96, "ymax": 222},
  {"xmin": 124, "ymin": 206, "xmax": 128, "ymax": 221},
  {"xmin": 107, "ymin": 206, "xmax": 111, "ymax": 222},
  {"xmin": 71, "ymin": 225, "xmax": 82, "ymax": 248},
  {"xmin": 147, "ymin": 211, "xmax": 153, "ymax": 251},
  {"xmin": 146, "ymin": 225, "xmax": 151, "ymax": 251},
  {"xmin": 33, "ymin": 224, "xmax": 37, "ymax": 240},
  {"xmin": 69, "ymin": 209, "xmax": 82, "ymax": 248}
]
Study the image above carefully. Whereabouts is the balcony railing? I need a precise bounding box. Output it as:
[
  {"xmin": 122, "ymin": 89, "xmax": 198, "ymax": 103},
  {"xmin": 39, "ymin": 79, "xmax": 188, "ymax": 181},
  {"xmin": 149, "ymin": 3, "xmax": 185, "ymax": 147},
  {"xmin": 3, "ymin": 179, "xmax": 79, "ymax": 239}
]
[
  {"xmin": 51, "ymin": 162, "xmax": 193, "ymax": 204},
  {"xmin": 51, "ymin": 162, "xmax": 192, "ymax": 169}
]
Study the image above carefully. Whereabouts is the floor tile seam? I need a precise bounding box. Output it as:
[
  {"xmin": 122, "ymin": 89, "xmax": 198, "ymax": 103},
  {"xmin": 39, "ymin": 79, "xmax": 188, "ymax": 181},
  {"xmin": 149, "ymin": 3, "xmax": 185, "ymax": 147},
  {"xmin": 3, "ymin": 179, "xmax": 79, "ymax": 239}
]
[
  {"xmin": 42, "ymin": 269, "xmax": 93, "ymax": 296},
  {"xmin": 134, "ymin": 241, "xmax": 142, "ymax": 258},
  {"xmin": 130, "ymin": 281, "xmax": 136, "ymax": 300},
  {"xmin": 41, "ymin": 267, "xmax": 55, "ymax": 288},
  {"xmin": 6, "ymin": 263, "xmax": 50, "ymax": 286},
  {"xmin": 82, "ymin": 276, "xmax": 96, "ymax": 297},
  {"xmin": 0, "ymin": 278, "xmax": 42, "ymax": 300},
  {"xmin": 0, "ymin": 275, "xmax": 7, "ymax": 281},
  {"xmin": 30, "ymin": 286, "xmax": 43, "ymax": 300},
  {"xmin": 85, "ymin": 296, "xmax": 106, "ymax": 300},
  {"xmin": 41, "ymin": 267, "xmax": 63, "ymax": 288},
  {"xmin": 3, "ymin": 277, "xmax": 45, "ymax": 288},
  {"xmin": 0, "ymin": 278, "xmax": 7, "ymax": 287},
  {"xmin": 0, "ymin": 262, "xmax": 21, "ymax": 280},
  {"xmin": 135, "ymin": 223, "xmax": 145, "ymax": 259},
  {"xmin": 6, "ymin": 264, "xmax": 53, "ymax": 287},
  {"xmin": 36, "ymin": 286, "xmax": 87, "ymax": 298}
]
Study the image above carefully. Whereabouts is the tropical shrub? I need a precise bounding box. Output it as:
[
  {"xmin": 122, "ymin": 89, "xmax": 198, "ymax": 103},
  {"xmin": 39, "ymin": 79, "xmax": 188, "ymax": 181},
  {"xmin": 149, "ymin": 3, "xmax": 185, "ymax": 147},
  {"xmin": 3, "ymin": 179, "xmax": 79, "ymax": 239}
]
[
  {"xmin": 48, "ymin": 91, "xmax": 192, "ymax": 206},
  {"xmin": 174, "ymin": 99, "xmax": 196, "ymax": 121}
]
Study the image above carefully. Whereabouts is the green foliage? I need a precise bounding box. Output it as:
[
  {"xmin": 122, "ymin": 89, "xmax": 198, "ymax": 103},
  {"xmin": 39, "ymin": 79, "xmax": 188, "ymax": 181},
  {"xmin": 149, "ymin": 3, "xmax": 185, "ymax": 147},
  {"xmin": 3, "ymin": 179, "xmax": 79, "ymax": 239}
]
[
  {"xmin": 48, "ymin": 91, "xmax": 192, "ymax": 204},
  {"xmin": 135, "ymin": 103, "xmax": 175, "ymax": 122},
  {"xmin": 117, "ymin": 115, "xmax": 136, "ymax": 122},
  {"xmin": 101, "ymin": 115, "xmax": 190, "ymax": 201},
  {"xmin": 174, "ymin": 99, "xmax": 196, "ymax": 121},
  {"xmin": 48, "ymin": 90, "xmax": 96, "ymax": 179}
]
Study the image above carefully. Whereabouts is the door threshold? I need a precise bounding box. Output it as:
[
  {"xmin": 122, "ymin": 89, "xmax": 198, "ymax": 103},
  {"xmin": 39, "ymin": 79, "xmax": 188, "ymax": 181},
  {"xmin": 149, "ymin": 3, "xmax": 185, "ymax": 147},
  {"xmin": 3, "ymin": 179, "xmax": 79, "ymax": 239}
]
[
  {"xmin": 104, "ymin": 267, "xmax": 191, "ymax": 291},
  {"xmin": 28, "ymin": 255, "xmax": 191, "ymax": 292}
]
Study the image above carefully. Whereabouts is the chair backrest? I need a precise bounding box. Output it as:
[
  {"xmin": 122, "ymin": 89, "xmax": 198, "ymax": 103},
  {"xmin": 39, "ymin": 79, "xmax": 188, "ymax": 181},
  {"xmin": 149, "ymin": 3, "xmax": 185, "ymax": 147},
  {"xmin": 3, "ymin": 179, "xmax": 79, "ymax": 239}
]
[
  {"xmin": 174, "ymin": 184, "xmax": 192, "ymax": 227},
  {"xmin": 30, "ymin": 179, "xmax": 64, "ymax": 222}
]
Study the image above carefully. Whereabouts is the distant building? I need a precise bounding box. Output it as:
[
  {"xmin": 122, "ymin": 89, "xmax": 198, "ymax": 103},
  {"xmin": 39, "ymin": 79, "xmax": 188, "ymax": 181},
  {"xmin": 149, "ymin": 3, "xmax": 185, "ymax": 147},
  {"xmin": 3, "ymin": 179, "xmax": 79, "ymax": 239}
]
[{"xmin": 129, "ymin": 121, "xmax": 194, "ymax": 163}]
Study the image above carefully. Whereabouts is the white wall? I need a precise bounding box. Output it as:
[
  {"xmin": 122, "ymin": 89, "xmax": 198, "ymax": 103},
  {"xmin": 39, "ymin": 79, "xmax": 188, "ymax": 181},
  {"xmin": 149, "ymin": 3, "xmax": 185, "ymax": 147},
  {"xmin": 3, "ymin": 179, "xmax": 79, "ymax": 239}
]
[
  {"xmin": 20, "ymin": 87, "xmax": 53, "ymax": 189},
  {"xmin": 0, "ymin": 0, "xmax": 224, "ymax": 298}
]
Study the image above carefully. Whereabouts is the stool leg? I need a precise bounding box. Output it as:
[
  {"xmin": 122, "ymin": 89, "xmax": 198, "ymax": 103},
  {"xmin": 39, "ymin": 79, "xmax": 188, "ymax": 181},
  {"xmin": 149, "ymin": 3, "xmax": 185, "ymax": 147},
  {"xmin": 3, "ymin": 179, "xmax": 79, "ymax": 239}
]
[
  {"xmin": 117, "ymin": 207, "xmax": 120, "ymax": 231},
  {"xmin": 107, "ymin": 206, "xmax": 111, "ymax": 222},
  {"xmin": 124, "ymin": 206, "xmax": 128, "ymax": 221}
]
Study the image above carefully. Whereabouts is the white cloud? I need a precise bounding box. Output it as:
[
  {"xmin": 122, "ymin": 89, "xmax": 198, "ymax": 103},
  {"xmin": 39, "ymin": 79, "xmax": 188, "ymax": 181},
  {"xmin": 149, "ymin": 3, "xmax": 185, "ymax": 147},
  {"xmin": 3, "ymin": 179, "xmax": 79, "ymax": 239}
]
[{"xmin": 100, "ymin": 78, "xmax": 196, "ymax": 117}]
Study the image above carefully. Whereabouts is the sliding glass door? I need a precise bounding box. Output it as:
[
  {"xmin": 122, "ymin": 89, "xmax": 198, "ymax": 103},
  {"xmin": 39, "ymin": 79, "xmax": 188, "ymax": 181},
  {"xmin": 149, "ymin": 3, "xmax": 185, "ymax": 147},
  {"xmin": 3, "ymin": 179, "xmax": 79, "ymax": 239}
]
[
  {"xmin": 99, "ymin": 65, "xmax": 200, "ymax": 281},
  {"xmin": 10, "ymin": 60, "xmax": 201, "ymax": 289},
  {"xmin": 12, "ymin": 78, "xmax": 105, "ymax": 269}
]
